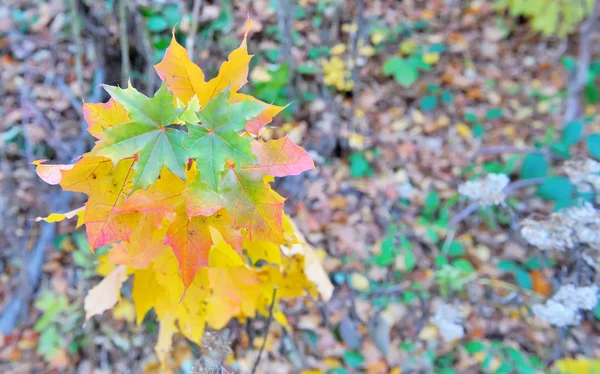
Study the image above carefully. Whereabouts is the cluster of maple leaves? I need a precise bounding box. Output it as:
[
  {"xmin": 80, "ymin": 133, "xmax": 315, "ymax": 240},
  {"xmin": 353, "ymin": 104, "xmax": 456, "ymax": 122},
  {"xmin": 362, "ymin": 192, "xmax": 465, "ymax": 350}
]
[{"xmin": 34, "ymin": 20, "xmax": 319, "ymax": 364}]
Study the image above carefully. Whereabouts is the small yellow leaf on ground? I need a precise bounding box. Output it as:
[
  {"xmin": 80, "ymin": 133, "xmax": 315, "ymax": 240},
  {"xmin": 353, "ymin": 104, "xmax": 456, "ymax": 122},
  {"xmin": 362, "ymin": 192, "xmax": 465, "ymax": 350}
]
[
  {"xmin": 330, "ymin": 43, "xmax": 346, "ymax": 55},
  {"xmin": 455, "ymin": 123, "xmax": 472, "ymax": 138},
  {"xmin": 556, "ymin": 358, "xmax": 600, "ymax": 374},
  {"xmin": 349, "ymin": 133, "xmax": 365, "ymax": 150},
  {"xmin": 250, "ymin": 66, "xmax": 271, "ymax": 83},
  {"xmin": 359, "ymin": 45, "xmax": 375, "ymax": 57},
  {"xmin": 586, "ymin": 105, "xmax": 596, "ymax": 116},
  {"xmin": 473, "ymin": 351, "xmax": 486, "ymax": 363},
  {"xmin": 418, "ymin": 325, "xmax": 438, "ymax": 340},
  {"xmin": 371, "ymin": 31, "xmax": 386, "ymax": 45},
  {"xmin": 504, "ymin": 125, "xmax": 515, "ymax": 138},
  {"xmin": 342, "ymin": 23, "xmax": 358, "ymax": 33},
  {"xmin": 401, "ymin": 40, "xmax": 418, "ymax": 55},
  {"xmin": 412, "ymin": 110, "xmax": 425, "ymax": 126},
  {"xmin": 423, "ymin": 53, "xmax": 440, "ymax": 65},
  {"xmin": 350, "ymin": 273, "xmax": 370, "ymax": 291},
  {"xmin": 324, "ymin": 357, "xmax": 343, "ymax": 368},
  {"xmin": 422, "ymin": 9, "xmax": 435, "ymax": 20},
  {"xmin": 84, "ymin": 265, "xmax": 127, "ymax": 323}
]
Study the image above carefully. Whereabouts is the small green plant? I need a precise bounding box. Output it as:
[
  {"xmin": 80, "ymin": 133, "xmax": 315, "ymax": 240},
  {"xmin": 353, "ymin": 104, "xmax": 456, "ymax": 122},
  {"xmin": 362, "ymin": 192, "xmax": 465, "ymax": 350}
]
[
  {"xmin": 383, "ymin": 42, "xmax": 445, "ymax": 88},
  {"xmin": 497, "ymin": 0, "xmax": 595, "ymax": 36},
  {"xmin": 34, "ymin": 292, "xmax": 84, "ymax": 362}
]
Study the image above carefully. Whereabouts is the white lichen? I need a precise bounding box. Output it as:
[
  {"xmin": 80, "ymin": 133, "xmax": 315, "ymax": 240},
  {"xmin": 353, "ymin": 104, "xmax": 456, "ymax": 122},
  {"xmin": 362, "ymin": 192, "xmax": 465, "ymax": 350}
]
[
  {"xmin": 552, "ymin": 284, "xmax": 599, "ymax": 311},
  {"xmin": 520, "ymin": 202, "xmax": 600, "ymax": 251},
  {"xmin": 532, "ymin": 284, "xmax": 598, "ymax": 327},
  {"xmin": 564, "ymin": 158, "xmax": 600, "ymax": 193},
  {"xmin": 430, "ymin": 303, "xmax": 465, "ymax": 342},
  {"xmin": 458, "ymin": 173, "xmax": 510, "ymax": 206},
  {"xmin": 532, "ymin": 300, "xmax": 577, "ymax": 327}
]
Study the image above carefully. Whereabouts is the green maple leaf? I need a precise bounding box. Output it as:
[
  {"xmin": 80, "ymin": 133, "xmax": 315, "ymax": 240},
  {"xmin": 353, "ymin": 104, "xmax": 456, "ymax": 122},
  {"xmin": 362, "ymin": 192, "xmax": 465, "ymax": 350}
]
[
  {"xmin": 183, "ymin": 88, "xmax": 267, "ymax": 190},
  {"xmin": 92, "ymin": 82, "xmax": 187, "ymax": 190}
]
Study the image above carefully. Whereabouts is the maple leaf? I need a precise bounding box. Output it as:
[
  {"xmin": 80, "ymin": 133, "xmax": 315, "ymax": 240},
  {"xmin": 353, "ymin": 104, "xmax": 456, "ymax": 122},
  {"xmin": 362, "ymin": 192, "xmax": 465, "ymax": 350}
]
[
  {"xmin": 219, "ymin": 167, "xmax": 286, "ymax": 242},
  {"xmin": 92, "ymin": 82, "xmax": 187, "ymax": 190},
  {"xmin": 39, "ymin": 156, "xmax": 136, "ymax": 249},
  {"xmin": 165, "ymin": 211, "xmax": 243, "ymax": 289},
  {"xmin": 155, "ymin": 20, "xmax": 252, "ymax": 106},
  {"xmin": 83, "ymin": 98, "xmax": 131, "ymax": 139},
  {"xmin": 32, "ymin": 160, "xmax": 74, "ymax": 185},
  {"xmin": 243, "ymin": 237, "xmax": 282, "ymax": 265},
  {"xmin": 84, "ymin": 158, "xmax": 139, "ymax": 249},
  {"xmin": 58, "ymin": 156, "xmax": 114, "ymax": 194},
  {"xmin": 108, "ymin": 214, "xmax": 171, "ymax": 269},
  {"xmin": 208, "ymin": 228, "xmax": 244, "ymax": 268},
  {"xmin": 245, "ymin": 136, "xmax": 315, "ymax": 177},
  {"xmin": 156, "ymin": 314, "xmax": 177, "ymax": 366},
  {"xmin": 231, "ymin": 92, "xmax": 287, "ymax": 134},
  {"xmin": 113, "ymin": 167, "xmax": 185, "ymax": 217},
  {"xmin": 154, "ymin": 31, "xmax": 206, "ymax": 105},
  {"xmin": 132, "ymin": 267, "xmax": 162, "ymax": 325},
  {"xmin": 182, "ymin": 176, "xmax": 223, "ymax": 217},
  {"xmin": 201, "ymin": 19, "xmax": 253, "ymax": 103},
  {"xmin": 164, "ymin": 214, "xmax": 214, "ymax": 288},
  {"xmin": 84, "ymin": 265, "xmax": 127, "ymax": 323},
  {"xmin": 183, "ymin": 88, "xmax": 267, "ymax": 190},
  {"xmin": 205, "ymin": 266, "xmax": 262, "ymax": 329},
  {"xmin": 34, "ymin": 206, "xmax": 84, "ymax": 224},
  {"xmin": 155, "ymin": 19, "xmax": 283, "ymax": 133}
]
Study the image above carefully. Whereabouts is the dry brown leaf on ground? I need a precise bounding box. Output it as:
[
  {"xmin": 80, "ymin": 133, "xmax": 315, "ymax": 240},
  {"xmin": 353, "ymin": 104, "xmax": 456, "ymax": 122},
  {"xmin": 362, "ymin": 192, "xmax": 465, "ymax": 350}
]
[
  {"xmin": 84, "ymin": 265, "xmax": 127, "ymax": 323},
  {"xmin": 283, "ymin": 219, "xmax": 334, "ymax": 302}
]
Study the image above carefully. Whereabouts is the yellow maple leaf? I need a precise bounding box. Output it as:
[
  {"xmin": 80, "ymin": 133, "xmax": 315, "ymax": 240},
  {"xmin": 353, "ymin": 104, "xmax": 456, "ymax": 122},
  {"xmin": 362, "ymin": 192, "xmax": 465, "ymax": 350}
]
[{"xmin": 154, "ymin": 18, "xmax": 285, "ymax": 135}]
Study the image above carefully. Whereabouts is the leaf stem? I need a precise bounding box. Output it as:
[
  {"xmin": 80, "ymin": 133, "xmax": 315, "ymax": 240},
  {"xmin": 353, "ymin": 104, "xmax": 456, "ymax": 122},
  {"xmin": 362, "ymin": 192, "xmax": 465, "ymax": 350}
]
[{"xmin": 251, "ymin": 287, "xmax": 278, "ymax": 374}]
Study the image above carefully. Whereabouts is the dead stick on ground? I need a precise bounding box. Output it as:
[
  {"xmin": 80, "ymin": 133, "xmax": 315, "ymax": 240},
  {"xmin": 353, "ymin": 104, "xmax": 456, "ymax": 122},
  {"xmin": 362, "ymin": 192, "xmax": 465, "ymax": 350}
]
[
  {"xmin": 251, "ymin": 287, "xmax": 278, "ymax": 374},
  {"xmin": 186, "ymin": 0, "xmax": 203, "ymax": 59},
  {"xmin": 441, "ymin": 177, "xmax": 546, "ymax": 255},
  {"xmin": 129, "ymin": 2, "xmax": 156, "ymax": 95},
  {"xmin": 119, "ymin": 0, "xmax": 131, "ymax": 84},
  {"xmin": 68, "ymin": 0, "xmax": 83, "ymax": 94},
  {"xmin": 564, "ymin": 0, "xmax": 600, "ymax": 124}
]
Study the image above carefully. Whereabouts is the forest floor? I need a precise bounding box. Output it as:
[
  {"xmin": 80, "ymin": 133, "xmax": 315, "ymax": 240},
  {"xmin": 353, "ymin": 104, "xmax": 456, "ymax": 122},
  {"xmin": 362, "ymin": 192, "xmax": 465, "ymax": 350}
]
[{"xmin": 1, "ymin": 0, "xmax": 599, "ymax": 373}]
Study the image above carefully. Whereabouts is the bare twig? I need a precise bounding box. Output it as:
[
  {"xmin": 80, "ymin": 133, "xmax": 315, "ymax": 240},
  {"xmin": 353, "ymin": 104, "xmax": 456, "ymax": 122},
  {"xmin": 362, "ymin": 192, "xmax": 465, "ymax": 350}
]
[
  {"xmin": 186, "ymin": 0, "xmax": 203, "ymax": 59},
  {"xmin": 563, "ymin": 0, "xmax": 600, "ymax": 124},
  {"xmin": 349, "ymin": 0, "xmax": 365, "ymax": 131},
  {"xmin": 68, "ymin": 0, "xmax": 84, "ymax": 95},
  {"xmin": 277, "ymin": 0, "xmax": 299, "ymax": 108},
  {"xmin": 129, "ymin": 3, "xmax": 156, "ymax": 95},
  {"xmin": 441, "ymin": 177, "xmax": 546, "ymax": 256},
  {"xmin": 473, "ymin": 146, "xmax": 564, "ymax": 160},
  {"xmin": 118, "ymin": 0, "xmax": 131, "ymax": 84},
  {"xmin": 251, "ymin": 287, "xmax": 278, "ymax": 374}
]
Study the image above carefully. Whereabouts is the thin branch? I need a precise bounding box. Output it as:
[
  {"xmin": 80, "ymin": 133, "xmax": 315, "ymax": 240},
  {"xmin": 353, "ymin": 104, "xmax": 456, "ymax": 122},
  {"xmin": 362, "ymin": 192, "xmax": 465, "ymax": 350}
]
[
  {"xmin": 277, "ymin": 0, "xmax": 299, "ymax": 108},
  {"xmin": 349, "ymin": 0, "xmax": 365, "ymax": 132},
  {"xmin": 68, "ymin": 0, "xmax": 84, "ymax": 95},
  {"xmin": 186, "ymin": 0, "xmax": 203, "ymax": 59},
  {"xmin": 563, "ymin": 0, "xmax": 600, "ymax": 124},
  {"xmin": 130, "ymin": 2, "xmax": 156, "ymax": 95},
  {"xmin": 118, "ymin": 0, "xmax": 131, "ymax": 84},
  {"xmin": 251, "ymin": 287, "xmax": 278, "ymax": 374},
  {"xmin": 441, "ymin": 177, "xmax": 546, "ymax": 255},
  {"xmin": 473, "ymin": 146, "xmax": 564, "ymax": 160}
]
